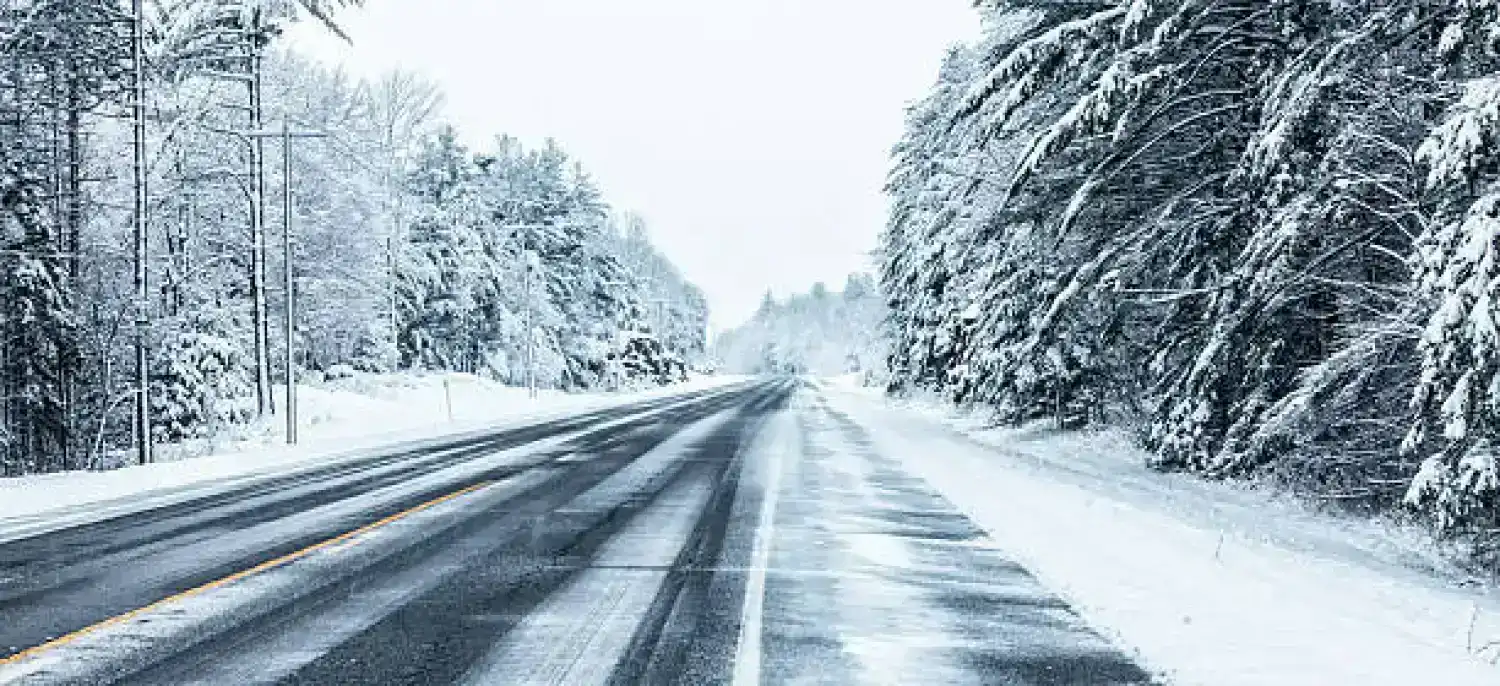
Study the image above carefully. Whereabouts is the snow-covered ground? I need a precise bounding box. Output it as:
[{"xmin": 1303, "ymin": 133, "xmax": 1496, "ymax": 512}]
[
  {"xmin": 0, "ymin": 372, "xmax": 743, "ymax": 539},
  {"xmin": 818, "ymin": 375, "xmax": 1500, "ymax": 686}
]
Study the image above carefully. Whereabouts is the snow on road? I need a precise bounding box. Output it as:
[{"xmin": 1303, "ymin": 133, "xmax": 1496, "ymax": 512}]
[
  {"xmin": 557, "ymin": 409, "xmax": 736, "ymax": 517},
  {"xmin": 462, "ymin": 469, "xmax": 720, "ymax": 685},
  {"xmin": 731, "ymin": 407, "xmax": 793, "ymax": 686},
  {"xmin": 753, "ymin": 389, "xmax": 1148, "ymax": 685},
  {"xmin": 0, "ymin": 373, "xmax": 743, "ymax": 540},
  {"xmin": 819, "ymin": 379, "xmax": 1500, "ymax": 686}
]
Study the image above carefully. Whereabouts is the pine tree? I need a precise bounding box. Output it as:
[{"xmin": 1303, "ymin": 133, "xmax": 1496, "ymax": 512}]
[
  {"xmin": 1402, "ymin": 6, "xmax": 1500, "ymax": 532},
  {"xmin": 879, "ymin": 0, "xmax": 1500, "ymax": 542}
]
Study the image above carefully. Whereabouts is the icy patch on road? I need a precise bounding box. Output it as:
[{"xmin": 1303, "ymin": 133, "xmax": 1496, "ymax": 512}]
[
  {"xmin": 822, "ymin": 385, "xmax": 1500, "ymax": 686},
  {"xmin": 462, "ymin": 471, "xmax": 719, "ymax": 686},
  {"xmin": 805, "ymin": 414, "xmax": 948, "ymax": 685},
  {"xmin": 558, "ymin": 408, "xmax": 737, "ymax": 516},
  {"xmin": 0, "ymin": 373, "xmax": 744, "ymax": 540}
]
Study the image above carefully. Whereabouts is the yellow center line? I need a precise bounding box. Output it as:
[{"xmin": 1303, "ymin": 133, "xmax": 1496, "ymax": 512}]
[{"xmin": 0, "ymin": 479, "xmax": 494, "ymax": 667}]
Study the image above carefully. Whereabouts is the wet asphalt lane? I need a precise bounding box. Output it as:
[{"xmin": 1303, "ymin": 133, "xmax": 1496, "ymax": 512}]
[{"xmin": 0, "ymin": 385, "xmax": 745, "ymax": 659}]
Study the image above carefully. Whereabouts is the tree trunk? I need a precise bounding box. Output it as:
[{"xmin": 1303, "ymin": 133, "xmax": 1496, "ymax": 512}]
[
  {"xmin": 131, "ymin": 0, "xmax": 152, "ymax": 466},
  {"xmin": 62, "ymin": 52, "xmax": 83, "ymax": 470},
  {"xmin": 249, "ymin": 11, "xmax": 272, "ymax": 416}
]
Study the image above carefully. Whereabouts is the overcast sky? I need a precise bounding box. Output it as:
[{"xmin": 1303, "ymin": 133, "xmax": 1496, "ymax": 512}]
[{"xmin": 287, "ymin": 1, "xmax": 978, "ymax": 329}]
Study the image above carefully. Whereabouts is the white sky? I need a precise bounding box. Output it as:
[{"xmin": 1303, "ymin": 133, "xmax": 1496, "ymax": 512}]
[{"xmin": 287, "ymin": 0, "xmax": 978, "ymax": 329}]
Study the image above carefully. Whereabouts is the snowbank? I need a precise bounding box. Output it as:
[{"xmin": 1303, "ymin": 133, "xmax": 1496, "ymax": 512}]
[
  {"xmin": 0, "ymin": 372, "xmax": 745, "ymax": 541},
  {"xmin": 821, "ymin": 382, "xmax": 1500, "ymax": 686}
]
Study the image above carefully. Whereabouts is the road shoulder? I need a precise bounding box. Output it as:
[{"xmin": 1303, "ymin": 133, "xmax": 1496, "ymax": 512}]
[{"xmin": 819, "ymin": 382, "xmax": 1500, "ymax": 686}]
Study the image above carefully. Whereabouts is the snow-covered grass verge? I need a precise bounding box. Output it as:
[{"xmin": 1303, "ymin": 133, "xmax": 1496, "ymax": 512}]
[
  {"xmin": 0, "ymin": 372, "xmax": 745, "ymax": 538},
  {"xmin": 820, "ymin": 380, "xmax": 1500, "ymax": 686}
]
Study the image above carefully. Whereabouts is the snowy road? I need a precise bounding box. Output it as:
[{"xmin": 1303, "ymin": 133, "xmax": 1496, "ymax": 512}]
[{"xmin": 0, "ymin": 379, "xmax": 1149, "ymax": 685}]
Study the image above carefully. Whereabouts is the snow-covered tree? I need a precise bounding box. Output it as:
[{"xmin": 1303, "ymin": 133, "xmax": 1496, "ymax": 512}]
[
  {"xmin": 0, "ymin": 1, "xmax": 706, "ymax": 475},
  {"xmin": 717, "ymin": 277, "xmax": 886, "ymax": 381},
  {"xmin": 881, "ymin": 0, "xmax": 1500, "ymax": 546}
]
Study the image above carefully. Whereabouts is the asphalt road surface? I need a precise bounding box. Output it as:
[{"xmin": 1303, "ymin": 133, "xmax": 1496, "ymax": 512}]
[{"xmin": 0, "ymin": 379, "xmax": 1152, "ymax": 685}]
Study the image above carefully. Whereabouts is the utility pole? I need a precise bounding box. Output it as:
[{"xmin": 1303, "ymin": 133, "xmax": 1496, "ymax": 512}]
[
  {"xmin": 281, "ymin": 121, "xmax": 297, "ymax": 444},
  {"xmin": 130, "ymin": 0, "xmax": 151, "ymax": 465},
  {"xmin": 239, "ymin": 121, "xmax": 326, "ymax": 444},
  {"xmin": 522, "ymin": 237, "xmax": 536, "ymax": 399}
]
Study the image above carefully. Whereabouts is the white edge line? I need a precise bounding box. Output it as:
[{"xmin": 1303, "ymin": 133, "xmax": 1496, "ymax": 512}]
[{"xmin": 732, "ymin": 410, "xmax": 790, "ymax": 686}]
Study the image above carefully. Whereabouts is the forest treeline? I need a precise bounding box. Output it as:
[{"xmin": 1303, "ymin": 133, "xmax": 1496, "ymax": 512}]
[
  {"xmin": 714, "ymin": 275, "xmax": 886, "ymax": 379},
  {"xmin": 0, "ymin": 1, "xmax": 707, "ymax": 476},
  {"xmin": 881, "ymin": 0, "xmax": 1500, "ymax": 554}
]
